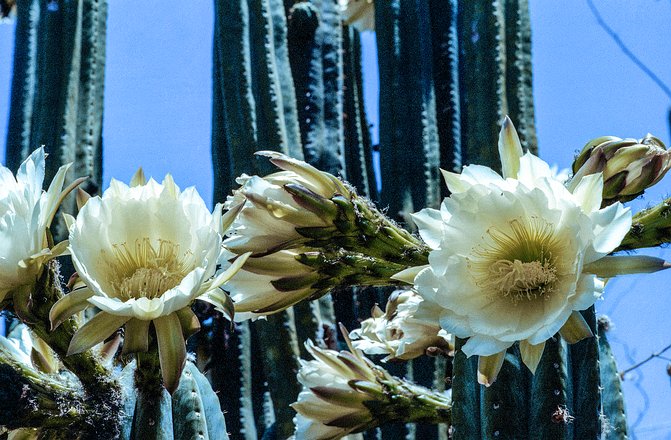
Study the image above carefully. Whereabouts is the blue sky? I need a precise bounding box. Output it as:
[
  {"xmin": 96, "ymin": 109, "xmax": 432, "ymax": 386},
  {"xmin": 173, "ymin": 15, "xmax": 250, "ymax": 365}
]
[{"xmin": 1, "ymin": 1, "xmax": 670, "ymax": 437}]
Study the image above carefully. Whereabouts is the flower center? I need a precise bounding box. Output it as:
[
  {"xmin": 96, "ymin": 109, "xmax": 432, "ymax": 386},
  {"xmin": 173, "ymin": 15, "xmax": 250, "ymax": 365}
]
[
  {"xmin": 469, "ymin": 217, "xmax": 563, "ymax": 302},
  {"xmin": 106, "ymin": 238, "xmax": 193, "ymax": 300}
]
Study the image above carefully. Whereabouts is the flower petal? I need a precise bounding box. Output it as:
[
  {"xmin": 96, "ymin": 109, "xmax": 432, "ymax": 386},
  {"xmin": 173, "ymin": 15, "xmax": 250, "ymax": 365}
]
[
  {"xmin": 390, "ymin": 265, "xmax": 428, "ymax": 285},
  {"xmin": 411, "ymin": 208, "xmax": 443, "ymax": 249},
  {"xmin": 519, "ymin": 340, "xmax": 546, "ymax": 374},
  {"xmin": 49, "ymin": 287, "xmax": 94, "ymax": 330},
  {"xmin": 571, "ymin": 173, "xmax": 603, "ymax": 213},
  {"xmin": 154, "ymin": 313, "xmax": 186, "ymax": 394},
  {"xmin": 87, "ymin": 296, "xmax": 134, "ymax": 317},
  {"xmin": 582, "ymin": 255, "xmax": 670, "ymax": 278},
  {"xmin": 558, "ymin": 311, "xmax": 593, "ymax": 344},
  {"xmin": 498, "ymin": 116, "xmax": 524, "ymax": 179},
  {"xmin": 477, "ymin": 351, "xmax": 507, "ymax": 387},
  {"xmin": 67, "ymin": 312, "xmax": 129, "ymax": 356}
]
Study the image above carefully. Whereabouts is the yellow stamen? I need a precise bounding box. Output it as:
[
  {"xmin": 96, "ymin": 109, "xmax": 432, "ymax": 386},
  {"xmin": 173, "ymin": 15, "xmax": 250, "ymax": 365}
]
[
  {"xmin": 469, "ymin": 217, "xmax": 564, "ymax": 302},
  {"xmin": 105, "ymin": 238, "xmax": 193, "ymax": 300}
]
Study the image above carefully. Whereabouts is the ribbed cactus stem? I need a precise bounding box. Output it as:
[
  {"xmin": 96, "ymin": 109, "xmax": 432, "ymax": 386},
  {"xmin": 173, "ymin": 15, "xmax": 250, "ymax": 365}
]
[
  {"xmin": 251, "ymin": 312, "xmax": 303, "ymax": 439},
  {"xmin": 457, "ymin": 0, "xmax": 508, "ymax": 170},
  {"xmin": 288, "ymin": 2, "xmax": 326, "ymax": 169},
  {"xmin": 569, "ymin": 307, "xmax": 602, "ymax": 438},
  {"xmin": 529, "ymin": 339, "xmax": 572, "ymax": 440},
  {"xmin": 450, "ymin": 338, "xmax": 482, "ymax": 439},
  {"xmin": 480, "ymin": 347, "xmax": 529, "ymax": 439},
  {"xmin": 319, "ymin": 0, "xmax": 346, "ymax": 176},
  {"xmin": 248, "ymin": 0, "xmax": 294, "ymax": 158},
  {"xmin": 268, "ymin": 0, "xmax": 303, "ymax": 157},
  {"xmin": 597, "ymin": 319, "xmax": 628, "ymax": 439},
  {"xmin": 6, "ymin": 0, "xmax": 39, "ymax": 172},
  {"xmin": 429, "ymin": 0, "xmax": 462, "ymax": 178},
  {"xmin": 208, "ymin": 319, "xmax": 257, "ymax": 440},
  {"xmin": 212, "ymin": 0, "xmax": 260, "ymax": 193},
  {"xmin": 503, "ymin": 0, "xmax": 537, "ymax": 154},
  {"xmin": 376, "ymin": 0, "xmax": 441, "ymax": 223}
]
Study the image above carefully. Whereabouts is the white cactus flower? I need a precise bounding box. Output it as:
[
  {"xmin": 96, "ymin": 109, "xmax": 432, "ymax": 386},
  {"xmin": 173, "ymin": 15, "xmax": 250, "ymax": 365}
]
[
  {"xmin": 408, "ymin": 117, "xmax": 667, "ymax": 386},
  {"xmin": 349, "ymin": 290, "xmax": 452, "ymax": 361},
  {"xmin": 50, "ymin": 172, "xmax": 248, "ymax": 392},
  {"xmin": 0, "ymin": 148, "xmax": 75, "ymax": 306}
]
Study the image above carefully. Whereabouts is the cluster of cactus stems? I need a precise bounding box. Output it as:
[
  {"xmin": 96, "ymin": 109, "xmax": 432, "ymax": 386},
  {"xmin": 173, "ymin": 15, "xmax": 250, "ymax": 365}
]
[{"xmin": 3, "ymin": 0, "xmax": 669, "ymax": 439}]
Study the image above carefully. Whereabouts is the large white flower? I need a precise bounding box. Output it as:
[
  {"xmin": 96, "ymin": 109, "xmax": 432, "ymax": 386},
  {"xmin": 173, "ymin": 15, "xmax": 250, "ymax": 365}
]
[
  {"xmin": 0, "ymin": 149, "xmax": 74, "ymax": 308},
  {"xmin": 407, "ymin": 117, "xmax": 666, "ymax": 385},
  {"xmin": 49, "ymin": 172, "xmax": 248, "ymax": 392}
]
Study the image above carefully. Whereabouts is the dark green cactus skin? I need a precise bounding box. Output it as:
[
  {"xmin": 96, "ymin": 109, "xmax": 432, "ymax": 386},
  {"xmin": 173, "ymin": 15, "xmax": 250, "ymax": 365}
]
[
  {"xmin": 503, "ymin": 0, "xmax": 537, "ymax": 154},
  {"xmin": 569, "ymin": 307, "xmax": 602, "ymax": 438},
  {"xmin": 376, "ymin": 0, "xmax": 441, "ymax": 221},
  {"xmin": 451, "ymin": 338, "xmax": 482, "ymax": 439},
  {"xmin": 209, "ymin": 319, "xmax": 257, "ymax": 440},
  {"xmin": 6, "ymin": 0, "xmax": 106, "ymax": 240},
  {"xmin": 480, "ymin": 347, "xmax": 529, "ymax": 440},
  {"xmin": 598, "ymin": 323, "xmax": 628, "ymax": 439},
  {"xmin": 428, "ymin": 0, "xmax": 462, "ymax": 178},
  {"xmin": 457, "ymin": 0, "xmax": 507, "ymax": 172},
  {"xmin": 528, "ymin": 339, "xmax": 572, "ymax": 440}
]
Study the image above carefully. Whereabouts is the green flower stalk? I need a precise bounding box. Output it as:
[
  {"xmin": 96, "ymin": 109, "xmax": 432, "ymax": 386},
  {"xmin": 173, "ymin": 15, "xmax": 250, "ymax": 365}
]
[
  {"xmin": 571, "ymin": 134, "xmax": 671, "ymax": 206},
  {"xmin": 617, "ymin": 197, "xmax": 671, "ymax": 251},
  {"xmin": 292, "ymin": 327, "xmax": 451, "ymax": 439},
  {"xmin": 223, "ymin": 152, "xmax": 429, "ymax": 318}
]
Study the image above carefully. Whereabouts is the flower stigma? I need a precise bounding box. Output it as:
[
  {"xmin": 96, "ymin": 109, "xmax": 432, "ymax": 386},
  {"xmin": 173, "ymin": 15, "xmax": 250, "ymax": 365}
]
[{"xmin": 469, "ymin": 217, "xmax": 563, "ymax": 302}]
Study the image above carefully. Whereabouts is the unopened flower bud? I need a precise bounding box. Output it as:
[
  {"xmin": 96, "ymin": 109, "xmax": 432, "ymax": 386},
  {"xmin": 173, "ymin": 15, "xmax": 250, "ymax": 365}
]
[
  {"xmin": 292, "ymin": 331, "xmax": 451, "ymax": 439},
  {"xmin": 572, "ymin": 134, "xmax": 671, "ymax": 205}
]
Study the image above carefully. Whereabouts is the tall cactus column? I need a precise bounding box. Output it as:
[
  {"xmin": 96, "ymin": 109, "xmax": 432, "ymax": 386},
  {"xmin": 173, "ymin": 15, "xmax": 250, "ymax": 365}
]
[{"xmin": 375, "ymin": 2, "xmax": 443, "ymax": 439}]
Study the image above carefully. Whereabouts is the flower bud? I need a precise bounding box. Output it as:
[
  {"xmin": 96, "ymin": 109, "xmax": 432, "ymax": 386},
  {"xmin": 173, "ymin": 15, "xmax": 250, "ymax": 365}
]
[
  {"xmin": 292, "ymin": 333, "xmax": 452, "ymax": 439},
  {"xmin": 349, "ymin": 290, "xmax": 453, "ymax": 360},
  {"xmin": 572, "ymin": 134, "xmax": 671, "ymax": 205}
]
